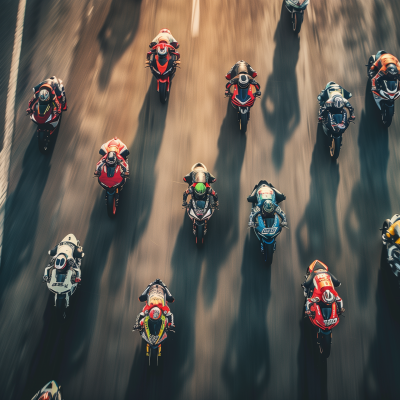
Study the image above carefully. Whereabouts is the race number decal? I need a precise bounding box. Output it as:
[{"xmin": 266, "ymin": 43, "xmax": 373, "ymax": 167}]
[{"xmin": 324, "ymin": 318, "xmax": 337, "ymax": 327}]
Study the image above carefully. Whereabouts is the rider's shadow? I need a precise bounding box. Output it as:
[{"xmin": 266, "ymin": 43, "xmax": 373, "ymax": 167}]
[{"xmin": 261, "ymin": 2, "xmax": 300, "ymax": 172}]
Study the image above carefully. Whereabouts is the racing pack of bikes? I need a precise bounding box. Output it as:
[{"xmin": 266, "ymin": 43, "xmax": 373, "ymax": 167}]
[{"xmin": 25, "ymin": 1, "xmax": 400, "ymax": 398}]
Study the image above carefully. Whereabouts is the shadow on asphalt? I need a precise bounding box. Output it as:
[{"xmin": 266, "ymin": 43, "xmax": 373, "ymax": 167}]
[
  {"xmin": 221, "ymin": 234, "xmax": 271, "ymax": 399},
  {"xmin": 261, "ymin": 2, "xmax": 300, "ymax": 172},
  {"xmin": 296, "ymin": 123, "xmax": 341, "ymax": 268}
]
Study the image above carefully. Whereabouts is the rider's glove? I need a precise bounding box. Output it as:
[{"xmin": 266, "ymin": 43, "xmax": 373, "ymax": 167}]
[
  {"xmin": 26, "ymin": 108, "xmax": 33, "ymax": 115},
  {"xmin": 349, "ymin": 115, "xmax": 356, "ymax": 121},
  {"xmin": 214, "ymin": 201, "xmax": 219, "ymax": 208},
  {"xmin": 182, "ymin": 201, "xmax": 188, "ymax": 207},
  {"xmin": 224, "ymin": 90, "xmax": 230, "ymax": 97},
  {"xmin": 255, "ymin": 91, "xmax": 261, "ymax": 97},
  {"xmin": 281, "ymin": 221, "xmax": 288, "ymax": 227},
  {"xmin": 318, "ymin": 117, "xmax": 323, "ymax": 122},
  {"xmin": 338, "ymin": 308, "xmax": 345, "ymax": 315},
  {"xmin": 305, "ymin": 310, "xmax": 311, "ymax": 316},
  {"xmin": 43, "ymin": 275, "xmax": 49, "ymax": 282},
  {"xmin": 94, "ymin": 170, "xmax": 101, "ymax": 176},
  {"xmin": 248, "ymin": 221, "xmax": 255, "ymax": 228},
  {"xmin": 132, "ymin": 324, "xmax": 142, "ymax": 331}
]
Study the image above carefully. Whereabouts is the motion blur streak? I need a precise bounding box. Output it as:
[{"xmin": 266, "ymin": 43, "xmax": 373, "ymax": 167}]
[{"xmin": 1, "ymin": 1, "xmax": 400, "ymax": 400}]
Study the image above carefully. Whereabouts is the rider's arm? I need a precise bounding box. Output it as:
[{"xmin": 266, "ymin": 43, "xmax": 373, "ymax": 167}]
[
  {"xmin": 274, "ymin": 205, "xmax": 287, "ymax": 224},
  {"xmin": 249, "ymin": 206, "xmax": 261, "ymax": 223},
  {"xmin": 303, "ymin": 272, "xmax": 315, "ymax": 289},
  {"xmin": 250, "ymin": 79, "xmax": 261, "ymax": 91},
  {"xmin": 328, "ymin": 272, "xmax": 341, "ymax": 287},
  {"xmin": 207, "ymin": 187, "xmax": 218, "ymax": 201},
  {"xmin": 245, "ymin": 62, "xmax": 258, "ymax": 78},
  {"xmin": 370, "ymin": 58, "xmax": 382, "ymax": 72},
  {"xmin": 386, "ymin": 224, "xmax": 397, "ymax": 240},
  {"xmin": 344, "ymin": 101, "xmax": 355, "ymax": 119},
  {"xmin": 225, "ymin": 62, "xmax": 237, "ymax": 80},
  {"xmin": 183, "ymin": 186, "xmax": 193, "ymax": 202}
]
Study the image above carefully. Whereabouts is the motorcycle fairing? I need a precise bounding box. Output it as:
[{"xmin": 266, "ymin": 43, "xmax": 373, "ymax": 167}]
[
  {"xmin": 310, "ymin": 302, "xmax": 339, "ymax": 330},
  {"xmin": 48, "ymin": 269, "xmax": 75, "ymax": 294},
  {"xmin": 256, "ymin": 214, "xmax": 281, "ymax": 239},
  {"xmin": 231, "ymin": 85, "xmax": 256, "ymax": 107},
  {"xmin": 188, "ymin": 198, "xmax": 213, "ymax": 221},
  {"xmin": 142, "ymin": 315, "xmax": 167, "ymax": 345},
  {"xmin": 98, "ymin": 165, "xmax": 124, "ymax": 188}
]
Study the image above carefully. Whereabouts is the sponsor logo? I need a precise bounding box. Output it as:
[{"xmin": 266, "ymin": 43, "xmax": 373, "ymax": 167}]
[{"xmin": 324, "ymin": 318, "xmax": 337, "ymax": 326}]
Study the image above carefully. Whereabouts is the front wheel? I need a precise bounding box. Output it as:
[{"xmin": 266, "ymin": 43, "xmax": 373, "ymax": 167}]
[
  {"xmin": 196, "ymin": 224, "xmax": 204, "ymax": 245},
  {"xmin": 239, "ymin": 112, "xmax": 248, "ymax": 134},
  {"xmin": 318, "ymin": 332, "xmax": 332, "ymax": 358},
  {"xmin": 107, "ymin": 192, "xmax": 117, "ymax": 218},
  {"xmin": 382, "ymin": 113, "xmax": 393, "ymax": 127},
  {"xmin": 37, "ymin": 130, "xmax": 51, "ymax": 154},
  {"xmin": 329, "ymin": 137, "xmax": 342, "ymax": 159},
  {"xmin": 293, "ymin": 12, "xmax": 303, "ymax": 34},
  {"xmin": 159, "ymin": 82, "xmax": 169, "ymax": 104},
  {"xmin": 264, "ymin": 243, "xmax": 274, "ymax": 265},
  {"xmin": 55, "ymin": 297, "xmax": 66, "ymax": 320}
]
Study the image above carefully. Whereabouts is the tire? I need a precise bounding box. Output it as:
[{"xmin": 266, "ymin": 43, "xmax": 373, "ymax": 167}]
[
  {"xmin": 382, "ymin": 219, "xmax": 391, "ymax": 232},
  {"xmin": 264, "ymin": 243, "xmax": 274, "ymax": 265},
  {"xmin": 196, "ymin": 224, "xmax": 204, "ymax": 245},
  {"xmin": 159, "ymin": 82, "xmax": 168, "ymax": 104},
  {"xmin": 318, "ymin": 333, "xmax": 331, "ymax": 358},
  {"xmin": 382, "ymin": 113, "xmax": 393, "ymax": 127},
  {"xmin": 38, "ymin": 130, "xmax": 51, "ymax": 154},
  {"xmin": 239, "ymin": 112, "xmax": 248, "ymax": 134},
  {"xmin": 293, "ymin": 12, "xmax": 303, "ymax": 34},
  {"xmin": 329, "ymin": 137, "xmax": 341, "ymax": 160},
  {"xmin": 107, "ymin": 193, "xmax": 116, "ymax": 218},
  {"xmin": 55, "ymin": 298, "xmax": 66, "ymax": 320}
]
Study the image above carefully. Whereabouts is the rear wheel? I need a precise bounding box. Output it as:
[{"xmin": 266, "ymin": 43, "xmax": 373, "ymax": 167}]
[
  {"xmin": 264, "ymin": 243, "xmax": 274, "ymax": 265},
  {"xmin": 159, "ymin": 82, "xmax": 169, "ymax": 104},
  {"xmin": 318, "ymin": 332, "xmax": 331, "ymax": 358},
  {"xmin": 107, "ymin": 193, "xmax": 116, "ymax": 218},
  {"xmin": 239, "ymin": 112, "xmax": 248, "ymax": 133},
  {"xmin": 293, "ymin": 12, "xmax": 303, "ymax": 34},
  {"xmin": 329, "ymin": 137, "xmax": 341, "ymax": 159}
]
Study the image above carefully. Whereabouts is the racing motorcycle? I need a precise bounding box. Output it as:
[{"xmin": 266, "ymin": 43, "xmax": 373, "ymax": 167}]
[
  {"xmin": 303, "ymin": 261, "xmax": 342, "ymax": 358},
  {"xmin": 367, "ymin": 55, "xmax": 400, "ymax": 127},
  {"xmin": 227, "ymin": 74, "xmax": 259, "ymax": 133},
  {"xmin": 30, "ymin": 101, "xmax": 62, "ymax": 153},
  {"xmin": 136, "ymin": 284, "xmax": 174, "ymax": 366},
  {"xmin": 31, "ymin": 380, "xmax": 63, "ymax": 400},
  {"xmin": 145, "ymin": 43, "xmax": 180, "ymax": 104},
  {"xmin": 45, "ymin": 234, "xmax": 82, "ymax": 319},
  {"xmin": 247, "ymin": 181, "xmax": 287, "ymax": 265},
  {"xmin": 96, "ymin": 159, "xmax": 127, "ymax": 218},
  {"xmin": 320, "ymin": 106, "xmax": 351, "ymax": 160},
  {"xmin": 284, "ymin": 0, "xmax": 309, "ymax": 34},
  {"xmin": 381, "ymin": 214, "xmax": 400, "ymax": 279},
  {"xmin": 183, "ymin": 163, "xmax": 217, "ymax": 245}
]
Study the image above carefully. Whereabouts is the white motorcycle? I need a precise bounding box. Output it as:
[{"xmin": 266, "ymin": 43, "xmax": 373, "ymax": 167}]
[
  {"xmin": 45, "ymin": 234, "xmax": 82, "ymax": 318},
  {"xmin": 381, "ymin": 215, "xmax": 400, "ymax": 278},
  {"xmin": 284, "ymin": 0, "xmax": 309, "ymax": 34}
]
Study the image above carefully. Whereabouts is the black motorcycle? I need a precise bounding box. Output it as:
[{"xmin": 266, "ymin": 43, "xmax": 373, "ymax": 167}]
[
  {"xmin": 31, "ymin": 381, "xmax": 62, "ymax": 400},
  {"xmin": 284, "ymin": 0, "xmax": 309, "ymax": 34}
]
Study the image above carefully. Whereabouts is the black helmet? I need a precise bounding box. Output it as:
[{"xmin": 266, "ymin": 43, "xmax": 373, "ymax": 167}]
[
  {"xmin": 238, "ymin": 74, "xmax": 250, "ymax": 89},
  {"xmin": 106, "ymin": 151, "xmax": 117, "ymax": 167},
  {"xmin": 387, "ymin": 63, "xmax": 398, "ymax": 76}
]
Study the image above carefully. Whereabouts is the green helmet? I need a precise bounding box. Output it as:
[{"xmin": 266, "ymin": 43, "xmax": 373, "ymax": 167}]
[{"xmin": 194, "ymin": 183, "xmax": 206, "ymax": 196}]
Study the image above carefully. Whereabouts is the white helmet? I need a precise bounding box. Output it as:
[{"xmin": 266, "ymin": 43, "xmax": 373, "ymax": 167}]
[{"xmin": 322, "ymin": 290, "xmax": 335, "ymax": 304}]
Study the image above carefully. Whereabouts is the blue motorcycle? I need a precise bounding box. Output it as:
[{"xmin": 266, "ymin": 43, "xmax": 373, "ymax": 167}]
[{"xmin": 247, "ymin": 181, "xmax": 287, "ymax": 265}]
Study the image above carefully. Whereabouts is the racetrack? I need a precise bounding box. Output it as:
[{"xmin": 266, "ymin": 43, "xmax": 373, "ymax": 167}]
[{"xmin": 1, "ymin": 1, "xmax": 400, "ymax": 399}]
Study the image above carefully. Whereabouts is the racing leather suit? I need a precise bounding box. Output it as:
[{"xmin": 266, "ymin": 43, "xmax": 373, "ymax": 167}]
[
  {"xmin": 149, "ymin": 32, "xmax": 179, "ymax": 49},
  {"xmin": 317, "ymin": 83, "xmax": 355, "ymax": 121},
  {"xmin": 94, "ymin": 138, "xmax": 129, "ymax": 176},
  {"xmin": 384, "ymin": 220, "xmax": 400, "ymax": 245},
  {"xmin": 370, "ymin": 53, "xmax": 400, "ymax": 89},
  {"xmin": 44, "ymin": 241, "xmax": 84, "ymax": 282},
  {"xmin": 27, "ymin": 76, "xmax": 66, "ymax": 113},
  {"xmin": 225, "ymin": 61, "xmax": 261, "ymax": 97},
  {"xmin": 182, "ymin": 183, "xmax": 218, "ymax": 206}
]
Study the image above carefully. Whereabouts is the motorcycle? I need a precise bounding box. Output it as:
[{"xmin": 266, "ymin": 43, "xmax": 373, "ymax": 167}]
[
  {"xmin": 284, "ymin": 0, "xmax": 309, "ymax": 34},
  {"xmin": 381, "ymin": 214, "xmax": 400, "ymax": 279},
  {"xmin": 96, "ymin": 158, "xmax": 127, "ymax": 218},
  {"xmin": 303, "ymin": 261, "xmax": 342, "ymax": 358},
  {"xmin": 30, "ymin": 101, "xmax": 62, "ymax": 153},
  {"xmin": 320, "ymin": 108, "xmax": 351, "ymax": 160},
  {"xmin": 183, "ymin": 163, "xmax": 217, "ymax": 245},
  {"xmin": 45, "ymin": 234, "xmax": 82, "ymax": 319},
  {"xmin": 145, "ymin": 43, "xmax": 180, "ymax": 104},
  {"xmin": 137, "ymin": 284, "xmax": 174, "ymax": 366},
  {"xmin": 367, "ymin": 55, "xmax": 400, "ymax": 127},
  {"xmin": 31, "ymin": 380, "xmax": 62, "ymax": 400},
  {"xmin": 247, "ymin": 181, "xmax": 286, "ymax": 265},
  {"xmin": 227, "ymin": 74, "xmax": 259, "ymax": 133}
]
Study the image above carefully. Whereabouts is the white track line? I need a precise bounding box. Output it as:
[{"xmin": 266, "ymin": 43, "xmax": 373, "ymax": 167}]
[
  {"xmin": 0, "ymin": 0, "xmax": 27, "ymax": 266},
  {"xmin": 191, "ymin": 0, "xmax": 200, "ymax": 37}
]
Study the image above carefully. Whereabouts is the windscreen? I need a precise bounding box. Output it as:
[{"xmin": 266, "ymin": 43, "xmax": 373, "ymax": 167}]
[
  {"xmin": 332, "ymin": 114, "xmax": 344, "ymax": 124},
  {"xmin": 195, "ymin": 200, "xmax": 206, "ymax": 209},
  {"xmin": 385, "ymin": 80, "xmax": 398, "ymax": 91}
]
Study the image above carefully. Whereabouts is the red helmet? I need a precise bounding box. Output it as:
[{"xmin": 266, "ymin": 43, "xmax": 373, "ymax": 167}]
[
  {"xmin": 159, "ymin": 28, "xmax": 171, "ymax": 34},
  {"xmin": 149, "ymin": 307, "xmax": 162, "ymax": 321}
]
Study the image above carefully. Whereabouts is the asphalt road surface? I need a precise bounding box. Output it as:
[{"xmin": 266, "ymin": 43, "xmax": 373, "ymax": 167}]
[{"xmin": 1, "ymin": 1, "xmax": 400, "ymax": 399}]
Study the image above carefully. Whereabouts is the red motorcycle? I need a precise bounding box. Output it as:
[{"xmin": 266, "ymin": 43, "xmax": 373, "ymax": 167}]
[
  {"xmin": 303, "ymin": 260, "xmax": 343, "ymax": 358},
  {"xmin": 227, "ymin": 74, "xmax": 259, "ymax": 133},
  {"xmin": 96, "ymin": 157, "xmax": 127, "ymax": 218},
  {"xmin": 145, "ymin": 43, "xmax": 180, "ymax": 104},
  {"xmin": 30, "ymin": 101, "xmax": 62, "ymax": 153}
]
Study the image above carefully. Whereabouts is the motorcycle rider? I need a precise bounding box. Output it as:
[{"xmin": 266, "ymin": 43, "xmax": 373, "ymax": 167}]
[
  {"xmin": 248, "ymin": 181, "xmax": 287, "ymax": 252},
  {"xmin": 147, "ymin": 28, "xmax": 180, "ymax": 62},
  {"xmin": 43, "ymin": 236, "xmax": 84, "ymax": 283},
  {"xmin": 368, "ymin": 51, "xmax": 400, "ymax": 91},
  {"xmin": 225, "ymin": 60, "xmax": 261, "ymax": 98},
  {"xmin": 94, "ymin": 137, "xmax": 129, "ymax": 177},
  {"xmin": 182, "ymin": 182, "xmax": 219, "ymax": 208},
  {"xmin": 26, "ymin": 76, "xmax": 67, "ymax": 115},
  {"xmin": 382, "ymin": 219, "xmax": 400, "ymax": 246},
  {"xmin": 302, "ymin": 260, "xmax": 345, "ymax": 316},
  {"xmin": 132, "ymin": 279, "xmax": 175, "ymax": 332},
  {"xmin": 317, "ymin": 82, "xmax": 355, "ymax": 123}
]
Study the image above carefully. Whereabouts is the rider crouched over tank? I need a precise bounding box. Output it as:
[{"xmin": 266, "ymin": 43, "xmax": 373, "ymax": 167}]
[
  {"xmin": 248, "ymin": 180, "xmax": 288, "ymax": 254},
  {"xmin": 43, "ymin": 235, "xmax": 84, "ymax": 284},
  {"xmin": 132, "ymin": 279, "xmax": 175, "ymax": 332}
]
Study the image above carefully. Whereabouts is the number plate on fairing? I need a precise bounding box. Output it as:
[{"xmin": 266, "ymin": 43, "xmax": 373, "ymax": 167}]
[
  {"xmin": 261, "ymin": 227, "xmax": 278, "ymax": 235},
  {"xmin": 324, "ymin": 318, "xmax": 337, "ymax": 326}
]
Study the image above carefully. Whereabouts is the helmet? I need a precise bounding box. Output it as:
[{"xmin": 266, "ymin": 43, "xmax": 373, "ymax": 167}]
[
  {"xmin": 332, "ymin": 94, "xmax": 344, "ymax": 109},
  {"xmin": 38, "ymin": 393, "xmax": 52, "ymax": 400},
  {"xmin": 159, "ymin": 28, "xmax": 171, "ymax": 34},
  {"xmin": 149, "ymin": 307, "xmax": 162, "ymax": 321},
  {"xmin": 322, "ymin": 290, "xmax": 335, "ymax": 304},
  {"xmin": 157, "ymin": 45, "xmax": 168, "ymax": 57},
  {"xmin": 262, "ymin": 200, "xmax": 275, "ymax": 214},
  {"xmin": 387, "ymin": 63, "xmax": 398, "ymax": 76},
  {"xmin": 38, "ymin": 88, "xmax": 51, "ymax": 104},
  {"xmin": 194, "ymin": 183, "xmax": 206, "ymax": 197},
  {"xmin": 106, "ymin": 151, "xmax": 117, "ymax": 167},
  {"xmin": 238, "ymin": 74, "xmax": 250, "ymax": 89},
  {"xmin": 55, "ymin": 254, "xmax": 67, "ymax": 270}
]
